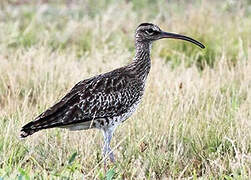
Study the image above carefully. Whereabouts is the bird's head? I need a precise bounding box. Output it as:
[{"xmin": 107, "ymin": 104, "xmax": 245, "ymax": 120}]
[{"xmin": 135, "ymin": 23, "xmax": 205, "ymax": 49}]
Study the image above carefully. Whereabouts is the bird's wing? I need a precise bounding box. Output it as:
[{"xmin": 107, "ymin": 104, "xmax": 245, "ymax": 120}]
[{"xmin": 21, "ymin": 70, "xmax": 141, "ymax": 136}]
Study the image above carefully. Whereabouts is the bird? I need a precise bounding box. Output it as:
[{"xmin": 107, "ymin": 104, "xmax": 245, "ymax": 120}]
[{"xmin": 20, "ymin": 23, "xmax": 205, "ymax": 164}]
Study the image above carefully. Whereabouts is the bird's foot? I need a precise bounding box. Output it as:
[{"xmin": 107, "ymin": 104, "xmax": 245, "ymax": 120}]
[
  {"xmin": 103, "ymin": 146, "xmax": 115, "ymax": 162},
  {"xmin": 103, "ymin": 149, "xmax": 115, "ymax": 171},
  {"xmin": 108, "ymin": 151, "xmax": 115, "ymax": 163},
  {"xmin": 103, "ymin": 152, "xmax": 115, "ymax": 164}
]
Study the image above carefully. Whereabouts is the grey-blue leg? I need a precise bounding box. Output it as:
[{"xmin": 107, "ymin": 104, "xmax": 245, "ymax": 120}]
[{"xmin": 102, "ymin": 126, "xmax": 116, "ymax": 164}]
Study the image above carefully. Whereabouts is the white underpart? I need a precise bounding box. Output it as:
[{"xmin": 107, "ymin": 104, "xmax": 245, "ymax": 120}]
[{"xmin": 64, "ymin": 98, "xmax": 141, "ymax": 132}]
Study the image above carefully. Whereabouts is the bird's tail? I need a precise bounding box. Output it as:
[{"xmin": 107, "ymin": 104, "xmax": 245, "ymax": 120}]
[
  {"xmin": 20, "ymin": 109, "xmax": 69, "ymax": 138},
  {"xmin": 20, "ymin": 114, "xmax": 59, "ymax": 138},
  {"xmin": 20, "ymin": 93, "xmax": 82, "ymax": 138},
  {"xmin": 20, "ymin": 121, "xmax": 40, "ymax": 138},
  {"xmin": 20, "ymin": 117, "xmax": 61, "ymax": 138}
]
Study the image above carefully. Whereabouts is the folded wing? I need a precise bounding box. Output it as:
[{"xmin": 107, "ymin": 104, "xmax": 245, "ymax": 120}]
[{"xmin": 20, "ymin": 70, "xmax": 141, "ymax": 138}]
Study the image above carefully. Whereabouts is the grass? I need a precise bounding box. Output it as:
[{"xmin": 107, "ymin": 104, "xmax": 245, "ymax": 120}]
[{"xmin": 0, "ymin": 0, "xmax": 250, "ymax": 179}]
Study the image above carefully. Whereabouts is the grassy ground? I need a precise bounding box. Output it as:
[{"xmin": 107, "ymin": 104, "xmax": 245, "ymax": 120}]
[{"xmin": 0, "ymin": 0, "xmax": 250, "ymax": 179}]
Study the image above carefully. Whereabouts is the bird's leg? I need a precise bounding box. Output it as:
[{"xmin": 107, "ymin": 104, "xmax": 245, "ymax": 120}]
[{"xmin": 102, "ymin": 127, "xmax": 115, "ymax": 166}]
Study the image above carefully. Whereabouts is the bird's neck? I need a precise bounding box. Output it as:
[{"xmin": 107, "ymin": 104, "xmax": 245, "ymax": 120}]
[{"xmin": 131, "ymin": 41, "xmax": 152, "ymax": 81}]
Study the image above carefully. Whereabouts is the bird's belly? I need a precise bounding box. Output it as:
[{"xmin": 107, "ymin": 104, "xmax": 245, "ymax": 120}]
[
  {"xmin": 120, "ymin": 100, "xmax": 141, "ymax": 123},
  {"xmin": 63, "ymin": 121, "xmax": 94, "ymax": 131},
  {"xmin": 64, "ymin": 99, "xmax": 142, "ymax": 131},
  {"xmin": 113, "ymin": 99, "xmax": 142, "ymax": 125},
  {"xmin": 92, "ymin": 99, "xmax": 142, "ymax": 130}
]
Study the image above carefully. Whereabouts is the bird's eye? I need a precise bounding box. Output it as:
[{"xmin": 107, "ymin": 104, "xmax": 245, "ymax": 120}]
[{"xmin": 145, "ymin": 29, "xmax": 154, "ymax": 35}]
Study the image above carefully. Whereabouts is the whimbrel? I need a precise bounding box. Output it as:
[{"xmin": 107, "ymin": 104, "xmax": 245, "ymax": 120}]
[{"xmin": 20, "ymin": 23, "xmax": 205, "ymax": 163}]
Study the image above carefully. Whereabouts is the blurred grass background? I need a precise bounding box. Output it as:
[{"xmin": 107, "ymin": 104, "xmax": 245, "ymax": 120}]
[{"xmin": 0, "ymin": 0, "xmax": 250, "ymax": 179}]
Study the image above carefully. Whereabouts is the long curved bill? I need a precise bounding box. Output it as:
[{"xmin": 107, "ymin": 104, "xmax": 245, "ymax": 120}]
[{"xmin": 161, "ymin": 31, "xmax": 205, "ymax": 49}]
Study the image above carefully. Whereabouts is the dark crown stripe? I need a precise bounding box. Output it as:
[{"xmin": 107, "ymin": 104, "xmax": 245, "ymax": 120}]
[{"xmin": 138, "ymin": 23, "xmax": 154, "ymax": 28}]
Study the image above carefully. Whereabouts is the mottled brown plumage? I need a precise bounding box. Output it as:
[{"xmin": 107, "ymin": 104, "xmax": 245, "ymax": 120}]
[{"xmin": 20, "ymin": 23, "xmax": 204, "ymax": 163}]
